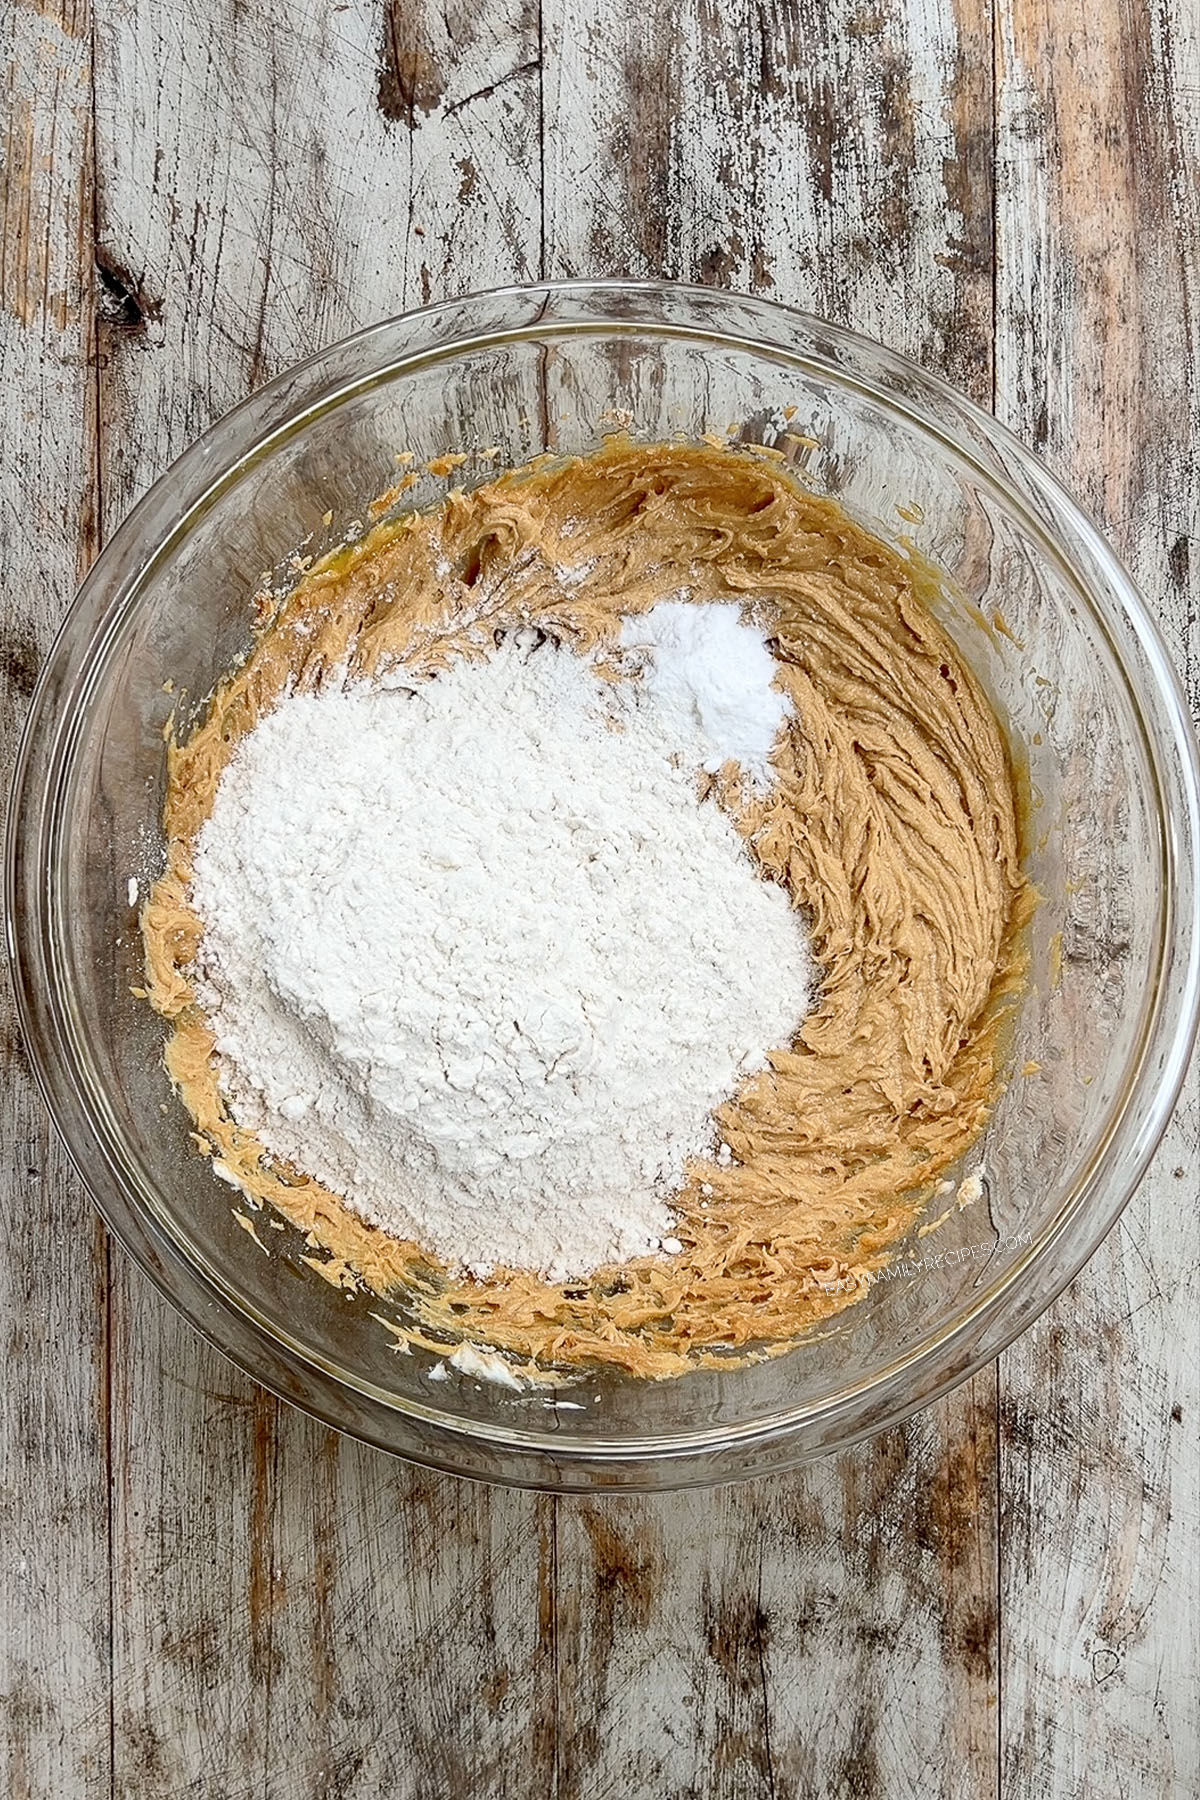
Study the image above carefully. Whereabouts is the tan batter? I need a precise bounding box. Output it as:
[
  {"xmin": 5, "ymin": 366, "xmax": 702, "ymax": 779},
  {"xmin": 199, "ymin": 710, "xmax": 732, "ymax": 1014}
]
[{"xmin": 141, "ymin": 439, "xmax": 1032, "ymax": 1378}]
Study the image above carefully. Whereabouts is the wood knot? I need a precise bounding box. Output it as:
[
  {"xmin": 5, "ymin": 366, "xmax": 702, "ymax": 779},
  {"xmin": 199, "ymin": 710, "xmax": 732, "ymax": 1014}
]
[{"xmin": 94, "ymin": 246, "xmax": 163, "ymax": 339}]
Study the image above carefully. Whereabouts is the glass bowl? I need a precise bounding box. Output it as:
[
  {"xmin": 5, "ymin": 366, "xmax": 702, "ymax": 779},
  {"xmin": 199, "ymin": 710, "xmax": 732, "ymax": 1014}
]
[{"xmin": 8, "ymin": 281, "xmax": 1199, "ymax": 1491}]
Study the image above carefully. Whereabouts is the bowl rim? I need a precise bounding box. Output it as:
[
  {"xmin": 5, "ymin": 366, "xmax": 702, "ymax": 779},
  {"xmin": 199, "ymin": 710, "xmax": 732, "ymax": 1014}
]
[{"xmin": 8, "ymin": 277, "xmax": 1200, "ymax": 1488}]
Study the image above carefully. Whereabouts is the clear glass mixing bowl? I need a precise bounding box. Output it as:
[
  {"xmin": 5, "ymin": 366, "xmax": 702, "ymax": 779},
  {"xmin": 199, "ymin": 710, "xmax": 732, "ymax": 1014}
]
[{"xmin": 8, "ymin": 282, "xmax": 1199, "ymax": 1490}]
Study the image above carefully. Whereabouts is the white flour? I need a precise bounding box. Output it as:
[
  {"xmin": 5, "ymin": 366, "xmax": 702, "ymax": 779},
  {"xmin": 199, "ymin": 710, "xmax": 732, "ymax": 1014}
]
[{"xmin": 189, "ymin": 608, "xmax": 813, "ymax": 1281}]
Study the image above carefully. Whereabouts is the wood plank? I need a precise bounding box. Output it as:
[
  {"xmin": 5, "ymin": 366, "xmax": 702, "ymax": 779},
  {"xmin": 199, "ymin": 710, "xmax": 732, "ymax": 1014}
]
[
  {"xmin": 0, "ymin": 5, "xmax": 111, "ymax": 1798},
  {"xmin": 259, "ymin": 1418, "xmax": 557, "ymax": 1797},
  {"xmin": 544, "ymin": 2, "xmax": 1002, "ymax": 1795},
  {"xmin": 554, "ymin": 1400, "xmax": 999, "ymax": 1799},
  {"xmin": 92, "ymin": 2, "xmax": 552, "ymax": 1792},
  {"xmin": 544, "ymin": 0, "xmax": 995, "ymax": 392},
  {"xmin": 995, "ymin": 2, "xmax": 1200, "ymax": 1793}
]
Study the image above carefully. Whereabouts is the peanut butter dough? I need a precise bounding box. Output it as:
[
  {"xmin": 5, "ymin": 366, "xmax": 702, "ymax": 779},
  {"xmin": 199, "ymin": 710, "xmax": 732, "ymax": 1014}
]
[{"xmin": 142, "ymin": 439, "xmax": 1032, "ymax": 1378}]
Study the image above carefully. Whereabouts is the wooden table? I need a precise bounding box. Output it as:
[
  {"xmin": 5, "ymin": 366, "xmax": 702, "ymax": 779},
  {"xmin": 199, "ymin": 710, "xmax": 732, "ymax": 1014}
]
[{"xmin": 3, "ymin": 3, "xmax": 1197, "ymax": 1795}]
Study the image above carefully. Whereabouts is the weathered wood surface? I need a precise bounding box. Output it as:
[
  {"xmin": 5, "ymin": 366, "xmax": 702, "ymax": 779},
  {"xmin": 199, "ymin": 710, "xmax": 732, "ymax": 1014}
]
[
  {"xmin": 2, "ymin": 2, "xmax": 1196, "ymax": 1797},
  {"xmin": 1, "ymin": 6, "xmax": 110, "ymax": 1798},
  {"xmin": 995, "ymin": 4, "xmax": 1200, "ymax": 1792}
]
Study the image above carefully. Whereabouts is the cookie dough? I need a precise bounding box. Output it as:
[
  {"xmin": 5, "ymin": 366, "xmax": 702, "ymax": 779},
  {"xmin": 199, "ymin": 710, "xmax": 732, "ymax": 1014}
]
[{"xmin": 142, "ymin": 438, "xmax": 1032, "ymax": 1377}]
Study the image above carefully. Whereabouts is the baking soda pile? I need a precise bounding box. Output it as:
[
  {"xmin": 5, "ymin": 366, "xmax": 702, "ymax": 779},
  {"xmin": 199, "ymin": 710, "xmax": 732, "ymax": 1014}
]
[
  {"xmin": 189, "ymin": 604, "xmax": 814, "ymax": 1281},
  {"xmin": 618, "ymin": 599, "xmax": 791, "ymax": 787}
]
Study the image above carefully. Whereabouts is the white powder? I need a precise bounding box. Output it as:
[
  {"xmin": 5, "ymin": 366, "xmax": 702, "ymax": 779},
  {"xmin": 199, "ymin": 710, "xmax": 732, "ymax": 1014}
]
[
  {"xmin": 618, "ymin": 600, "xmax": 791, "ymax": 787},
  {"xmin": 448, "ymin": 1342, "xmax": 526, "ymax": 1390},
  {"xmin": 190, "ymin": 619, "xmax": 813, "ymax": 1281}
]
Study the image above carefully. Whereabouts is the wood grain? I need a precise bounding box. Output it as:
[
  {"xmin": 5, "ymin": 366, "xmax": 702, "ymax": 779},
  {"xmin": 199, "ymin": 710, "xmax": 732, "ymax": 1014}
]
[
  {"xmin": 552, "ymin": 1408, "xmax": 1000, "ymax": 1800},
  {"xmin": 2, "ymin": 0, "xmax": 1197, "ymax": 1795},
  {"xmin": 995, "ymin": 3, "xmax": 1200, "ymax": 1794},
  {"xmin": 544, "ymin": 0, "xmax": 995, "ymax": 391},
  {"xmin": 0, "ymin": 5, "xmax": 110, "ymax": 1798}
]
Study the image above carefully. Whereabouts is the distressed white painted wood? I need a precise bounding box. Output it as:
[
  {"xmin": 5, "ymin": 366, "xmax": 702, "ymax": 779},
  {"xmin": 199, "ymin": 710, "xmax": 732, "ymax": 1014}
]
[
  {"xmin": 1, "ymin": 0, "xmax": 1196, "ymax": 1794},
  {"xmin": 0, "ymin": 5, "xmax": 111, "ymax": 1798},
  {"xmin": 995, "ymin": 3, "xmax": 1200, "ymax": 1794}
]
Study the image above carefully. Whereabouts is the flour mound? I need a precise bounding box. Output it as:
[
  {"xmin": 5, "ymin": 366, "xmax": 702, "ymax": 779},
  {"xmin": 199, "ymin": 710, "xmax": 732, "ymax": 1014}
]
[
  {"xmin": 618, "ymin": 599, "xmax": 791, "ymax": 787},
  {"xmin": 190, "ymin": 632, "xmax": 814, "ymax": 1281}
]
